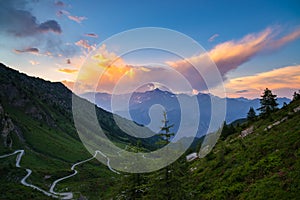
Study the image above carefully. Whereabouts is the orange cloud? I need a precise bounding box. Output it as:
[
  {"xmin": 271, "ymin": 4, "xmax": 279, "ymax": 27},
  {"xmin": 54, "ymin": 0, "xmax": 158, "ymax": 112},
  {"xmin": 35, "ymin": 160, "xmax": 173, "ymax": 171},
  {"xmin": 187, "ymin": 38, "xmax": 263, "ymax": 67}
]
[
  {"xmin": 166, "ymin": 27, "xmax": 300, "ymax": 91},
  {"xmin": 72, "ymin": 45, "xmax": 183, "ymax": 94},
  {"xmin": 225, "ymin": 65, "xmax": 300, "ymax": 98},
  {"xmin": 209, "ymin": 28, "xmax": 273, "ymax": 75},
  {"xmin": 58, "ymin": 68, "xmax": 78, "ymax": 73}
]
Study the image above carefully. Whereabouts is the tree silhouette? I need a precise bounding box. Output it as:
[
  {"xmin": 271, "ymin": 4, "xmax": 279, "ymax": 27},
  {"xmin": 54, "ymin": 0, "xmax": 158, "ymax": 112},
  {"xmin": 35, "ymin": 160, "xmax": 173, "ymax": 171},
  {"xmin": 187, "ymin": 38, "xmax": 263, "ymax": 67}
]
[
  {"xmin": 293, "ymin": 90, "xmax": 300, "ymax": 101},
  {"xmin": 257, "ymin": 88, "xmax": 278, "ymax": 116},
  {"xmin": 247, "ymin": 107, "xmax": 256, "ymax": 121}
]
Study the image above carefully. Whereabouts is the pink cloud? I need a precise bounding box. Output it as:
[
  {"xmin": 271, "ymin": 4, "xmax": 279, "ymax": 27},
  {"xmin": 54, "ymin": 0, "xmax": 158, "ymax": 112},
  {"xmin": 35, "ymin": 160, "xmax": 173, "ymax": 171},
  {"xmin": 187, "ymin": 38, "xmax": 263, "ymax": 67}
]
[
  {"xmin": 84, "ymin": 33, "xmax": 98, "ymax": 38},
  {"xmin": 208, "ymin": 34, "xmax": 219, "ymax": 42},
  {"xmin": 14, "ymin": 47, "xmax": 39, "ymax": 54},
  {"xmin": 75, "ymin": 39, "xmax": 95, "ymax": 52},
  {"xmin": 68, "ymin": 15, "xmax": 87, "ymax": 23}
]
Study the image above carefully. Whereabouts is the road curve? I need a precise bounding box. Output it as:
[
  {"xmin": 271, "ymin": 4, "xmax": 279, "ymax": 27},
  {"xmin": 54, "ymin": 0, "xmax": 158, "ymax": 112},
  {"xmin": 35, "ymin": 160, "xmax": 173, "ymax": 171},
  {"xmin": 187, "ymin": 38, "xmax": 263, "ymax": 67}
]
[
  {"xmin": 1, "ymin": 149, "xmax": 120, "ymax": 199},
  {"xmin": 0, "ymin": 150, "xmax": 59, "ymax": 198},
  {"xmin": 49, "ymin": 150, "xmax": 120, "ymax": 199}
]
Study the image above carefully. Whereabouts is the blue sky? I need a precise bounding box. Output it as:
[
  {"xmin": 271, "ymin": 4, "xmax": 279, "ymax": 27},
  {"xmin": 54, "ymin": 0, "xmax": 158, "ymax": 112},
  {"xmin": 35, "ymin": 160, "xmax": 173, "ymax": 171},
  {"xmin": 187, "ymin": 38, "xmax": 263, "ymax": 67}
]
[{"xmin": 0, "ymin": 0, "xmax": 300, "ymax": 98}]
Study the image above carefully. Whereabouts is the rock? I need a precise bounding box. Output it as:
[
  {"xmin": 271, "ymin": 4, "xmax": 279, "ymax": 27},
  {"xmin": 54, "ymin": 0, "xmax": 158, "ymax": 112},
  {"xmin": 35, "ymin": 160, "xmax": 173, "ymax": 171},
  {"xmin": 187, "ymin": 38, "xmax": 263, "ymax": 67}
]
[
  {"xmin": 240, "ymin": 125, "xmax": 254, "ymax": 138},
  {"xmin": 0, "ymin": 105, "xmax": 15, "ymax": 147},
  {"xmin": 293, "ymin": 106, "xmax": 300, "ymax": 113},
  {"xmin": 0, "ymin": 104, "xmax": 3, "ymax": 116},
  {"xmin": 44, "ymin": 175, "xmax": 51, "ymax": 179},
  {"xmin": 280, "ymin": 116, "xmax": 288, "ymax": 122},
  {"xmin": 2, "ymin": 117, "xmax": 15, "ymax": 136},
  {"xmin": 186, "ymin": 152, "xmax": 198, "ymax": 162},
  {"xmin": 265, "ymin": 116, "xmax": 289, "ymax": 131},
  {"xmin": 272, "ymin": 121, "xmax": 281, "ymax": 126}
]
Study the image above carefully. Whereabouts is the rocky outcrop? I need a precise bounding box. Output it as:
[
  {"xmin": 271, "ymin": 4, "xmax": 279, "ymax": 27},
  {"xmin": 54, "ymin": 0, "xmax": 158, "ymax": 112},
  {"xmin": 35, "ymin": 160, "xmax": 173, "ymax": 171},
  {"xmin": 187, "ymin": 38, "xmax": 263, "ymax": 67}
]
[
  {"xmin": 240, "ymin": 125, "xmax": 254, "ymax": 138},
  {"xmin": 0, "ymin": 104, "xmax": 15, "ymax": 148},
  {"xmin": 294, "ymin": 105, "xmax": 300, "ymax": 113},
  {"xmin": 264, "ymin": 106, "xmax": 300, "ymax": 131}
]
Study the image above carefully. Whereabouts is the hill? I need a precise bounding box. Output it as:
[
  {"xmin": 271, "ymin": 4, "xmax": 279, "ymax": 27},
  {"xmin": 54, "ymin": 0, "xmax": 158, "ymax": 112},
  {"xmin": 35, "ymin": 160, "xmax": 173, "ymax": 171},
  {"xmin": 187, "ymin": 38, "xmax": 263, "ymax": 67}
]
[
  {"xmin": 0, "ymin": 63, "xmax": 155, "ymax": 199},
  {"xmin": 117, "ymin": 98, "xmax": 300, "ymax": 199}
]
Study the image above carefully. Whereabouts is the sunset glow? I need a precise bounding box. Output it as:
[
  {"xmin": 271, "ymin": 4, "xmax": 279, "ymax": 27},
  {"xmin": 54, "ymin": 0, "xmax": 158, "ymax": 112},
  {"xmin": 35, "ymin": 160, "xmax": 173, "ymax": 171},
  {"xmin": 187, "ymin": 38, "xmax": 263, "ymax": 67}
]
[{"xmin": 0, "ymin": 0, "xmax": 299, "ymax": 98}]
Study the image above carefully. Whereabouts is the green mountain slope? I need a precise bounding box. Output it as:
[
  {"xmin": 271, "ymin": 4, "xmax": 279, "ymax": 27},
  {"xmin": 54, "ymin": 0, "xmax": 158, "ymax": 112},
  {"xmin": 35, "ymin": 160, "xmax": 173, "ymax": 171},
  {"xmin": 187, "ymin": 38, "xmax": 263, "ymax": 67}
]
[
  {"xmin": 0, "ymin": 63, "xmax": 155, "ymax": 199},
  {"xmin": 183, "ymin": 99, "xmax": 300, "ymax": 199},
  {"xmin": 117, "ymin": 98, "xmax": 300, "ymax": 199}
]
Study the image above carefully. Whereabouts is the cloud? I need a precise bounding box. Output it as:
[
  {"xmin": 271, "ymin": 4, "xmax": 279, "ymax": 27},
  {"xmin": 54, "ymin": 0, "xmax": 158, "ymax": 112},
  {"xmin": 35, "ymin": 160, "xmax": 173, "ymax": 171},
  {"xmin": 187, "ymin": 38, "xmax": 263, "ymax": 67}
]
[
  {"xmin": 166, "ymin": 27, "xmax": 300, "ymax": 91},
  {"xmin": 0, "ymin": 0, "xmax": 62, "ymax": 37},
  {"xmin": 84, "ymin": 33, "xmax": 98, "ymax": 38},
  {"xmin": 68, "ymin": 27, "xmax": 300, "ymax": 95},
  {"xmin": 56, "ymin": 9, "xmax": 87, "ymax": 25},
  {"xmin": 58, "ymin": 68, "xmax": 78, "ymax": 73},
  {"xmin": 68, "ymin": 15, "xmax": 87, "ymax": 23},
  {"xmin": 37, "ymin": 20, "xmax": 61, "ymax": 34},
  {"xmin": 75, "ymin": 39, "xmax": 96, "ymax": 52},
  {"xmin": 56, "ymin": 10, "xmax": 70, "ymax": 17},
  {"xmin": 71, "ymin": 45, "xmax": 199, "ymax": 94},
  {"xmin": 14, "ymin": 47, "xmax": 39, "ymax": 54},
  {"xmin": 208, "ymin": 34, "xmax": 219, "ymax": 42},
  {"xmin": 29, "ymin": 60, "xmax": 39, "ymax": 65},
  {"xmin": 44, "ymin": 37, "xmax": 79, "ymax": 57},
  {"xmin": 55, "ymin": 1, "xmax": 65, "ymax": 7},
  {"xmin": 235, "ymin": 90, "xmax": 249, "ymax": 94},
  {"xmin": 225, "ymin": 65, "xmax": 300, "ymax": 98}
]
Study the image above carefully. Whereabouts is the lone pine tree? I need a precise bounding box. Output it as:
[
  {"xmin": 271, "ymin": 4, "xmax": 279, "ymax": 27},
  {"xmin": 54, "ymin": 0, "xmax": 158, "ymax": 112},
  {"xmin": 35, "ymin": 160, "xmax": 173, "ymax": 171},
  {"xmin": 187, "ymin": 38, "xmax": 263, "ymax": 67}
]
[
  {"xmin": 257, "ymin": 88, "xmax": 278, "ymax": 116},
  {"xmin": 247, "ymin": 107, "xmax": 256, "ymax": 121}
]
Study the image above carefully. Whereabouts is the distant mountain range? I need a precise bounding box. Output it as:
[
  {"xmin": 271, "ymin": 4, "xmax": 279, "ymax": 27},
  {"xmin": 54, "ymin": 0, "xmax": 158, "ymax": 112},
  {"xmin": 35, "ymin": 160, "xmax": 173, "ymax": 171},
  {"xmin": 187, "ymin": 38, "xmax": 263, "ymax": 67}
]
[{"xmin": 81, "ymin": 89, "xmax": 290, "ymax": 137}]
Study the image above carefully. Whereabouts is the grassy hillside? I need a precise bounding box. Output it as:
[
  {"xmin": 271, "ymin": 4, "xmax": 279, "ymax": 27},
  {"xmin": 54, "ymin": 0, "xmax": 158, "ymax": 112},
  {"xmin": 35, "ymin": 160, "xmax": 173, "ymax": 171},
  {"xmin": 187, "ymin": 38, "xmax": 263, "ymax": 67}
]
[
  {"xmin": 182, "ymin": 99, "xmax": 300, "ymax": 199},
  {"xmin": 117, "ymin": 99, "xmax": 300, "ymax": 199},
  {"xmin": 0, "ymin": 63, "xmax": 154, "ymax": 199}
]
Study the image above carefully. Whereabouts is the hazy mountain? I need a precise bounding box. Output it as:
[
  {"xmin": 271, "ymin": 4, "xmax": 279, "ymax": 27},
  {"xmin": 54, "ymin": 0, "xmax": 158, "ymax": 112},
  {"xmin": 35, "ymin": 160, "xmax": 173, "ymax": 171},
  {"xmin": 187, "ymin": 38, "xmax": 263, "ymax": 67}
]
[{"xmin": 81, "ymin": 89, "xmax": 290, "ymax": 137}]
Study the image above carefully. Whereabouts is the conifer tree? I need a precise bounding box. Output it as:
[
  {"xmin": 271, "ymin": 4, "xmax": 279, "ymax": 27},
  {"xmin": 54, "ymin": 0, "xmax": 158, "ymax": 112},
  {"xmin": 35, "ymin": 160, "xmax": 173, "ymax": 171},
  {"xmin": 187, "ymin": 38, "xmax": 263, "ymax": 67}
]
[
  {"xmin": 257, "ymin": 88, "xmax": 278, "ymax": 116},
  {"xmin": 293, "ymin": 90, "xmax": 300, "ymax": 101},
  {"xmin": 247, "ymin": 107, "xmax": 256, "ymax": 121},
  {"xmin": 158, "ymin": 112, "xmax": 175, "ymax": 199},
  {"xmin": 158, "ymin": 111, "xmax": 175, "ymax": 146}
]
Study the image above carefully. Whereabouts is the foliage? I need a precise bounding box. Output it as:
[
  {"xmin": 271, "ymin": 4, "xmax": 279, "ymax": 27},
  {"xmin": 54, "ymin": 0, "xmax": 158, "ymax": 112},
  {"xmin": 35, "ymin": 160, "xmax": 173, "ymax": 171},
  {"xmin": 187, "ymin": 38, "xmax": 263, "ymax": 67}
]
[
  {"xmin": 247, "ymin": 106, "xmax": 256, "ymax": 121},
  {"xmin": 257, "ymin": 88, "xmax": 279, "ymax": 116},
  {"xmin": 220, "ymin": 121, "xmax": 236, "ymax": 140},
  {"xmin": 292, "ymin": 90, "xmax": 300, "ymax": 101}
]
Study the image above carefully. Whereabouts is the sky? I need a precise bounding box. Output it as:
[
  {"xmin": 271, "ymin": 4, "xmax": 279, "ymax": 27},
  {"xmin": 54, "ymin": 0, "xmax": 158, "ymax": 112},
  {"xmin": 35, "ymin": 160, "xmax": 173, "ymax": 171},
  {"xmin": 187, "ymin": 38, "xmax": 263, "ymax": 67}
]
[{"xmin": 0, "ymin": 0, "xmax": 300, "ymax": 98}]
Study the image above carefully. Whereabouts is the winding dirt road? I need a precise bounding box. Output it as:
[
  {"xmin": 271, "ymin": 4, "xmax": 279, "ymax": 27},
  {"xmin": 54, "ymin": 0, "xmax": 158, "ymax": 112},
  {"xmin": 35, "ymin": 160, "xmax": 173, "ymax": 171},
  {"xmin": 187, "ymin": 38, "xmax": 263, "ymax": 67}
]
[{"xmin": 0, "ymin": 149, "xmax": 120, "ymax": 199}]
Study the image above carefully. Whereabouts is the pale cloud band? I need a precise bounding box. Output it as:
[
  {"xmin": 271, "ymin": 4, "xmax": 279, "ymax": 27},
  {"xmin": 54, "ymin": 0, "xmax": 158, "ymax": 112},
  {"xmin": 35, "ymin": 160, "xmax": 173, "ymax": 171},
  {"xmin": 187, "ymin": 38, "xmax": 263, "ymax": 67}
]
[{"xmin": 225, "ymin": 65, "xmax": 300, "ymax": 98}]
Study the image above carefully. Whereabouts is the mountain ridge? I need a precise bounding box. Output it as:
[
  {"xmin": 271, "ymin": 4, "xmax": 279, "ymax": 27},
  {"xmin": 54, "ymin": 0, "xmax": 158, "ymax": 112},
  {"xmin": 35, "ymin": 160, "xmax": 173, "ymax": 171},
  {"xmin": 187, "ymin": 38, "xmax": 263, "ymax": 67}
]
[{"xmin": 81, "ymin": 89, "xmax": 290, "ymax": 138}]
